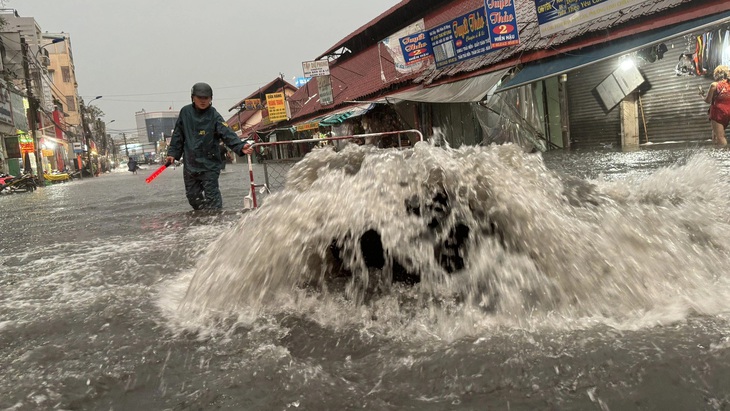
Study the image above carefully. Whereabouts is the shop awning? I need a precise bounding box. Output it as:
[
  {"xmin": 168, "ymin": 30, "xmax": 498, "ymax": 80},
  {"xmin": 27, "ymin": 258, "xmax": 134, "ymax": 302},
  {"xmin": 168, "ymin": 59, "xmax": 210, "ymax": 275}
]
[
  {"xmin": 387, "ymin": 68, "xmax": 510, "ymax": 103},
  {"xmin": 319, "ymin": 103, "xmax": 375, "ymax": 125},
  {"xmin": 496, "ymin": 10, "xmax": 730, "ymax": 93}
]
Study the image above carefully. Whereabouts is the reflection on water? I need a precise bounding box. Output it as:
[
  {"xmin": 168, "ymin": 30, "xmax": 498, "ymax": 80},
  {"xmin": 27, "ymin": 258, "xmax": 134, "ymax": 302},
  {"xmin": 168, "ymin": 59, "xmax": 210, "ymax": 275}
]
[{"xmin": 4, "ymin": 144, "xmax": 730, "ymax": 410}]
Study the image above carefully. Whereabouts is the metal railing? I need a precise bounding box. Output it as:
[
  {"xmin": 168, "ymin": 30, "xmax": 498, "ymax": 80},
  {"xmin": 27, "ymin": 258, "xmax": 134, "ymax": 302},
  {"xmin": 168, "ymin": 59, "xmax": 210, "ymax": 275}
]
[{"xmin": 244, "ymin": 129, "xmax": 424, "ymax": 209}]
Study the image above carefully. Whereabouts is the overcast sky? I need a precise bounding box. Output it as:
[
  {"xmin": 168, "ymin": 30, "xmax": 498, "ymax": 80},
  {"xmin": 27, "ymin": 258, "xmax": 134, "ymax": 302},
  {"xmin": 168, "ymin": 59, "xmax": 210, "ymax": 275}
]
[{"xmin": 11, "ymin": 0, "xmax": 402, "ymax": 138}]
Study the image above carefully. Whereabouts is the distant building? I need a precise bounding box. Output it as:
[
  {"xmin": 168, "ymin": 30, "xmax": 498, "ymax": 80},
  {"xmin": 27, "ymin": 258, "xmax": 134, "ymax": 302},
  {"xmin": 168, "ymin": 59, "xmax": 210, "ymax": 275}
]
[
  {"xmin": 134, "ymin": 109, "xmax": 178, "ymax": 152},
  {"xmin": 0, "ymin": 9, "xmax": 79, "ymax": 173}
]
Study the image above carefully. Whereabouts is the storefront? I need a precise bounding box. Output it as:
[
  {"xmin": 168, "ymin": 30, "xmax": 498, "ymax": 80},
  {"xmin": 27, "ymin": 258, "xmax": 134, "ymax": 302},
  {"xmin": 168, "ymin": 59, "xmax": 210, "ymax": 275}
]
[{"xmin": 495, "ymin": 9, "xmax": 730, "ymax": 149}]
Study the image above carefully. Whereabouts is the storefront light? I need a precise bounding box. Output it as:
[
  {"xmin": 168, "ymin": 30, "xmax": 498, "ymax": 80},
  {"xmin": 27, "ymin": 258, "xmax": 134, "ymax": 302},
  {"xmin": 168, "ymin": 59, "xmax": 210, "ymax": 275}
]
[
  {"xmin": 42, "ymin": 141, "xmax": 56, "ymax": 149},
  {"xmin": 620, "ymin": 57, "xmax": 636, "ymax": 71}
]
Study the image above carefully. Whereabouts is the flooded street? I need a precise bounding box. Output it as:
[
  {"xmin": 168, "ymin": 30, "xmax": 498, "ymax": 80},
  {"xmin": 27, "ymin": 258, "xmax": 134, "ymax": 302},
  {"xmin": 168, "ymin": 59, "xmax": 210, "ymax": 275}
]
[{"xmin": 3, "ymin": 144, "xmax": 730, "ymax": 410}]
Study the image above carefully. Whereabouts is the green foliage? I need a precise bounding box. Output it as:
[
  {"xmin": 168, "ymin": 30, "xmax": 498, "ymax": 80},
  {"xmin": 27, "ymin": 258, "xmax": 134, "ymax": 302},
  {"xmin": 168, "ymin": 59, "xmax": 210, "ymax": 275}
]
[{"xmin": 86, "ymin": 104, "xmax": 105, "ymax": 119}]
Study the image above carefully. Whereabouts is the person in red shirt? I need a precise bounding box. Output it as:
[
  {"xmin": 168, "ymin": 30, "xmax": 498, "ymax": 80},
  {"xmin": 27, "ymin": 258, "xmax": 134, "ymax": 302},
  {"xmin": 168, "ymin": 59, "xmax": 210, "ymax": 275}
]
[{"xmin": 701, "ymin": 65, "xmax": 730, "ymax": 146}]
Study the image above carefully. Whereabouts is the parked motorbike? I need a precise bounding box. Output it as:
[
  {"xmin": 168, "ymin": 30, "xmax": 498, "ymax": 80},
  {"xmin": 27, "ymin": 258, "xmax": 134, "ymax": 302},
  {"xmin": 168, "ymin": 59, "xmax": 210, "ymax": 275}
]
[{"xmin": 0, "ymin": 173, "xmax": 38, "ymax": 194}]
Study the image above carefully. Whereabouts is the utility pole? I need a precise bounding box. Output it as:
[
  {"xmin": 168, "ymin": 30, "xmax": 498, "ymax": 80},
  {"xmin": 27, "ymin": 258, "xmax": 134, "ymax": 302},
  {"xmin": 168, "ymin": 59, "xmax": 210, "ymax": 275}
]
[
  {"xmin": 122, "ymin": 133, "xmax": 129, "ymax": 158},
  {"xmin": 20, "ymin": 37, "xmax": 45, "ymax": 183}
]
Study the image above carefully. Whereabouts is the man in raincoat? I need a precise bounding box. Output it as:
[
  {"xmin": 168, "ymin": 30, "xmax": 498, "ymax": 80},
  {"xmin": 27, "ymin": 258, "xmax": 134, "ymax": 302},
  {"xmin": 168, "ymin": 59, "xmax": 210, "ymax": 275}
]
[{"xmin": 166, "ymin": 82, "xmax": 253, "ymax": 210}]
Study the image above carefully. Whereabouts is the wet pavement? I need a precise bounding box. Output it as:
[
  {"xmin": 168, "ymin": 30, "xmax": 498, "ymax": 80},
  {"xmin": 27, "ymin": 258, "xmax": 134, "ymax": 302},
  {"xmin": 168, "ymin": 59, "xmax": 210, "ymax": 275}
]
[{"xmin": 2, "ymin": 145, "xmax": 730, "ymax": 410}]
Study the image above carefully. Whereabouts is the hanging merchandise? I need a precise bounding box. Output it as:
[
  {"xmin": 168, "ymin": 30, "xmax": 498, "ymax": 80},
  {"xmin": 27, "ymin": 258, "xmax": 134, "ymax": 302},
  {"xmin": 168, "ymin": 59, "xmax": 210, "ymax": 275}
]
[
  {"xmin": 695, "ymin": 35, "xmax": 707, "ymax": 76},
  {"xmin": 691, "ymin": 26, "xmax": 730, "ymax": 77}
]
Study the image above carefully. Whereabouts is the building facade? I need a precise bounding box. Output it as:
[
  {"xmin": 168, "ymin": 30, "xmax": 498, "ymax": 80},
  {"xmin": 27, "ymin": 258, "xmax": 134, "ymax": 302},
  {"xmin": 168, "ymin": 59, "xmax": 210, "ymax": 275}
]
[
  {"xmin": 134, "ymin": 109, "xmax": 177, "ymax": 162},
  {"xmin": 269, "ymin": 0, "xmax": 730, "ymax": 152}
]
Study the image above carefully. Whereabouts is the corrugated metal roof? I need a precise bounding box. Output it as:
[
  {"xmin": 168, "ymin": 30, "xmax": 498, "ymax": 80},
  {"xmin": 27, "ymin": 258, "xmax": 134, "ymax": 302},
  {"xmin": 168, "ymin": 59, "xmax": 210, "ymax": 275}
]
[
  {"xmin": 284, "ymin": 0, "xmax": 726, "ymax": 122},
  {"xmin": 288, "ymin": 42, "xmax": 419, "ymax": 121},
  {"xmin": 317, "ymin": 0, "xmax": 453, "ymax": 60},
  {"xmin": 416, "ymin": 0, "xmax": 701, "ymax": 84}
]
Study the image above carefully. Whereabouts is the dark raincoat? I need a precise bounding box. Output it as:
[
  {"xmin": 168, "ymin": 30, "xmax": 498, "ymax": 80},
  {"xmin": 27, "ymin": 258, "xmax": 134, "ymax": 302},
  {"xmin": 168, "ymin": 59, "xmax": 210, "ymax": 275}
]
[
  {"xmin": 167, "ymin": 104, "xmax": 249, "ymax": 209},
  {"xmin": 167, "ymin": 104, "xmax": 247, "ymax": 173}
]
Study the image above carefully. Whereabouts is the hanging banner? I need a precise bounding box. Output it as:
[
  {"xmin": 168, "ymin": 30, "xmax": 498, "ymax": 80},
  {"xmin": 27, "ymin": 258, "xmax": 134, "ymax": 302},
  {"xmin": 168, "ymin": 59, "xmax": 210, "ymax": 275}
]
[
  {"xmin": 485, "ymin": 0, "xmax": 520, "ymax": 48},
  {"xmin": 535, "ymin": 0, "xmax": 643, "ymax": 37},
  {"xmin": 317, "ymin": 76, "xmax": 334, "ymax": 106},
  {"xmin": 265, "ymin": 92, "xmax": 289, "ymax": 122},
  {"xmin": 382, "ymin": 20, "xmax": 427, "ymax": 74}
]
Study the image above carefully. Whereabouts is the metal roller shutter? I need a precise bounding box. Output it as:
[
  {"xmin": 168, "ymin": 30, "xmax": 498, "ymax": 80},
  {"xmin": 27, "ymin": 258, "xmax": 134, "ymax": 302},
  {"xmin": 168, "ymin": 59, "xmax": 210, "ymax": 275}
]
[
  {"xmin": 636, "ymin": 36, "xmax": 713, "ymax": 144},
  {"xmin": 567, "ymin": 61, "xmax": 621, "ymax": 149}
]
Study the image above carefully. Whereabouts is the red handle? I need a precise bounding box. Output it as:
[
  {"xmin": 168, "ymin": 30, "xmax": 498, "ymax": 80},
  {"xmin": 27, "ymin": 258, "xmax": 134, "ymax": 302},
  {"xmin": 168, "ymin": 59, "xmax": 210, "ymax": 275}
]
[{"xmin": 145, "ymin": 162, "xmax": 170, "ymax": 184}]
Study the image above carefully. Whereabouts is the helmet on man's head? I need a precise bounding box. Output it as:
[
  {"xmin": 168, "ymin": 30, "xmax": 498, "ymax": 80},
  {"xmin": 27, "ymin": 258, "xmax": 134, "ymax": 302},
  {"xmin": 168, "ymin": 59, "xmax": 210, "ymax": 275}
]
[{"xmin": 191, "ymin": 82, "xmax": 213, "ymax": 98}]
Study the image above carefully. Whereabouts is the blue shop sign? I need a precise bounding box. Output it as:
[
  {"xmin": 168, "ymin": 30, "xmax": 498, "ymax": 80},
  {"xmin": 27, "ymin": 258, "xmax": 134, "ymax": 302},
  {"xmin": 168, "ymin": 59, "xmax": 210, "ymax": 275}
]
[
  {"xmin": 484, "ymin": 0, "xmax": 519, "ymax": 48},
  {"xmin": 430, "ymin": 8, "xmax": 491, "ymax": 69},
  {"xmin": 399, "ymin": 31, "xmax": 433, "ymax": 65}
]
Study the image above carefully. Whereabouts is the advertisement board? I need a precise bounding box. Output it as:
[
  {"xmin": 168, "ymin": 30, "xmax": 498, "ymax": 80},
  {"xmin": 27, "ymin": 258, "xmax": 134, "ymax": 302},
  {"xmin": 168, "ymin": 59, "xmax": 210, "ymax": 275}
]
[
  {"xmin": 535, "ymin": 0, "xmax": 643, "ymax": 37},
  {"xmin": 485, "ymin": 0, "xmax": 519, "ymax": 48},
  {"xmin": 302, "ymin": 60, "xmax": 330, "ymax": 77},
  {"xmin": 419, "ymin": 4, "xmax": 519, "ymax": 70},
  {"xmin": 265, "ymin": 92, "xmax": 289, "ymax": 122},
  {"xmin": 317, "ymin": 76, "xmax": 334, "ymax": 106},
  {"xmin": 399, "ymin": 31, "xmax": 433, "ymax": 65}
]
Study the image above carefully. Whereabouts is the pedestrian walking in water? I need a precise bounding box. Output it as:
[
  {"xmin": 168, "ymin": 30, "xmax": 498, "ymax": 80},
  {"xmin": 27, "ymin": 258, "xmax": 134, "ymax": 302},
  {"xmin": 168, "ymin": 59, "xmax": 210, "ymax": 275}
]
[
  {"xmin": 127, "ymin": 158, "xmax": 140, "ymax": 174},
  {"xmin": 701, "ymin": 65, "xmax": 730, "ymax": 146},
  {"xmin": 166, "ymin": 82, "xmax": 253, "ymax": 210}
]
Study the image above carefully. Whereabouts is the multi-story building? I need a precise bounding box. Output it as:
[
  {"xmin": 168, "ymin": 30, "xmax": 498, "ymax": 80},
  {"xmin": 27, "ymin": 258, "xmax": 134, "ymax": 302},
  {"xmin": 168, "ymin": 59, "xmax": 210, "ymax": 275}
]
[
  {"xmin": 134, "ymin": 109, "xmax": 177, "ymax": 161},
  {"xmin": 42, "ymin": 32, "xmax": 81, "ymax": 136},
  {"xmin": 0, "ymin": 9, "xmax": 74, "ymax": 173}
]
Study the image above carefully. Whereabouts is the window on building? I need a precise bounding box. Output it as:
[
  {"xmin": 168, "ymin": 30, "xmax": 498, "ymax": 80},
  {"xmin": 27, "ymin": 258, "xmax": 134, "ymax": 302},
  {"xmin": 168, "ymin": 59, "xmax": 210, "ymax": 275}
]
[
  {"xmin": 61, "ymin": 66, "xmax": 71, "ymax": 83},
  {"xmin": 65, "ymin": 96, "xmax": 76, "ymax": 111}
]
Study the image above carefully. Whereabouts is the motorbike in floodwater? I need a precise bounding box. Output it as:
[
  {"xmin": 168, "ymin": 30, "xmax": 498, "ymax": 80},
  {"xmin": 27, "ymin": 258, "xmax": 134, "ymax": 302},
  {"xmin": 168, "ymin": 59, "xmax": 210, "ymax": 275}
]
[{"xmin": 0, "ymin": 173, "xmax": 38, "ymax": 194}]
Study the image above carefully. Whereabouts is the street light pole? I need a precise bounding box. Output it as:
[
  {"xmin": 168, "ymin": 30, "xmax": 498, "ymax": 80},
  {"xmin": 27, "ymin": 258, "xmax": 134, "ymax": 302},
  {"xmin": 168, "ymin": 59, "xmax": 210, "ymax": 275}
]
[{"xmin": 122, "ymin": 133, "xmax": 129, "ymax": 158}]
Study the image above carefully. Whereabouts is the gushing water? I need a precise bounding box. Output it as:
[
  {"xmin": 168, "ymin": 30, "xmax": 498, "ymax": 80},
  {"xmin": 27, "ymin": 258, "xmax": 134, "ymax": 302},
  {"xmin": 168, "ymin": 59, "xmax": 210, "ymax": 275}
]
[{"xmin": 163, "ymin": 143, "xmax": 730, "ymax": 338}]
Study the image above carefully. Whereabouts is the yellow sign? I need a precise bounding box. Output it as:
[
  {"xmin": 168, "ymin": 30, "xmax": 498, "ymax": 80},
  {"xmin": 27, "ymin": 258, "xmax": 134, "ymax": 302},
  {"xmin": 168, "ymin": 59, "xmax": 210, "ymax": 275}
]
[
  {"xmin": 295, "ymin": 121, "xmax": 319, "ymax": 132},
  {"xmin": 266, "ymin": 92, "xmax": 289, "ymax": 123},
  {"xmin": 42, "ymin": 149, "xmax": 54, "ymax": 157}
]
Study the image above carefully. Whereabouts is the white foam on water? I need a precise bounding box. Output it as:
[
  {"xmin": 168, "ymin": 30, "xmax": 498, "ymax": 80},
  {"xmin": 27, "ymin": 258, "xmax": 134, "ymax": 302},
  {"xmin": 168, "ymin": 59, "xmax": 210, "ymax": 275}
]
[{"xmin": 161, "ymin": 143, "xmax": 730, "ymax": 341}]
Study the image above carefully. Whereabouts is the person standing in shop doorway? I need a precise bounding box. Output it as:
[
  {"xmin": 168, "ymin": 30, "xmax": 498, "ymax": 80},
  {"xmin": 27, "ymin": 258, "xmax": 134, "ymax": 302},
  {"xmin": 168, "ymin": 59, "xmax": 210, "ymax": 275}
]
[
  {"xmin": 166, "ymin": 82, "xmax": 253, "ymax": 210},
  {"xmin": 701, "ymin": 65, "xmax": 730, "ymax": 146}
]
